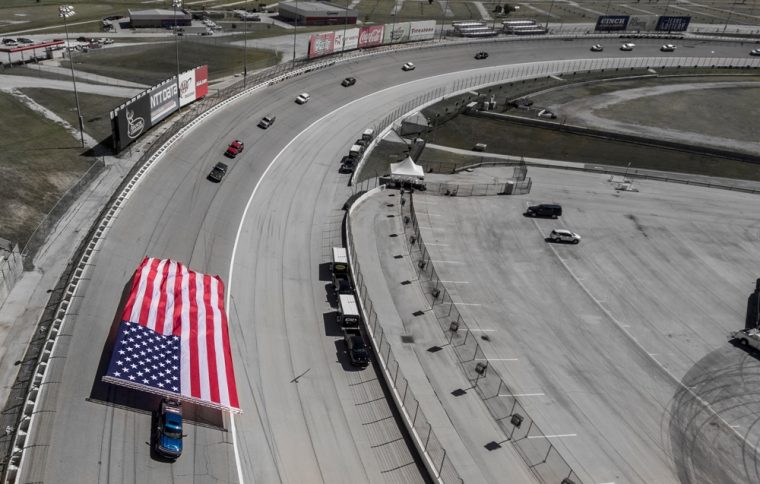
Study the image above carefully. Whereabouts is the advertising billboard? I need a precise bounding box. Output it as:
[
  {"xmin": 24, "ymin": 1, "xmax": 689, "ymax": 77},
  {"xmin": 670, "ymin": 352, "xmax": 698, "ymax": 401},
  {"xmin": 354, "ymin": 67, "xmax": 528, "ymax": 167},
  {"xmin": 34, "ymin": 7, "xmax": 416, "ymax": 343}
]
[
  {"xmin": 342, "ymin": 27, "xmax": 360, "ymax": 50},
  {"xmin": 112, "ymin": 65, "xmax": 208, "ymax": 153},
  {"xmin": 628, "ymin": 15, "xmax": 658, "ymax": 32},
  {"xmin": 409, "ymin": 20, "xmax": 436, "ymax": 41},
  {"xmin": 656, "ymin": 16, "xmax": 690, "ymax": 31},
  {"xmin": 178, "ymin": 70, "xmax": 196, "ymax": 107},
  {"xmin": 358, "ymin": 25, "xmax": 384, "ymax": 48},
  {"xmin": 113, "ymin": 94, "xmax": 151, "ymax": 152},
  {"xmin": 595, "ymin": 15, "xmax": 630, "ymax": 31},
  {"xmin": 384, "ymin": 22, "xmax": 411, "ymax": 44},
  {"xmin": 194, "ymin": 65, "xmax": 208, "ymax": 99},
  {"xmin": 149, "ymin": 79, "xmax": 179, "ymax": 125},
  {"xmin": 308, "ymin": 31, "xmax": 335, "ymax": 58}
]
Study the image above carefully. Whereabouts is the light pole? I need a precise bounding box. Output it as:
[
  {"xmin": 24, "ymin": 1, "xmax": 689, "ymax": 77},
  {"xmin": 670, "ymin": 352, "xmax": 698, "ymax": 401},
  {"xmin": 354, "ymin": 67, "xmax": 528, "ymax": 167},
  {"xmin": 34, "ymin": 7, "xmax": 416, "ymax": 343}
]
[
  {"xmin": 58, "ymin": 5, "xmax": 85, "ymax": 148},
  {"xmin": 292, "ymin": 0, "xmax": 298, "ymax": 68},
  {"xmin": 722, "ymin": 7, "xmax": 733, "ymax": 34},
  {"xmin": 172, "ymin": 0, "xmax": 182, "ymax": 112},
  {"xmin": 439, "ymin": 0, "xmax": 450, "ymax": 40},
  {"xmin": 243, "ymin": 0, "xmax": 248, "ymax": 85},
  {"xmin": 545, "ymin": 0, "xmax": 555, "ymax": 30},
  {"xmin": 341, "ymin": 0, "xmax": 348, "ymax": 54}
]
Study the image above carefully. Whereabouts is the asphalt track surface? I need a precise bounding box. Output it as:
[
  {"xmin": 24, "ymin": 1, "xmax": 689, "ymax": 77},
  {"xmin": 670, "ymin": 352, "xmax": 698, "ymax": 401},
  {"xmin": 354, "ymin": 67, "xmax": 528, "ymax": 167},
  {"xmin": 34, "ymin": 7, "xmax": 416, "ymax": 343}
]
[
  {"xmin": 411, "ymin": 167, "xmax": 760, "ymax": 483},
  {"xmin": 18, "ymin": 38, "xmax": 757, "ymax": 483}
]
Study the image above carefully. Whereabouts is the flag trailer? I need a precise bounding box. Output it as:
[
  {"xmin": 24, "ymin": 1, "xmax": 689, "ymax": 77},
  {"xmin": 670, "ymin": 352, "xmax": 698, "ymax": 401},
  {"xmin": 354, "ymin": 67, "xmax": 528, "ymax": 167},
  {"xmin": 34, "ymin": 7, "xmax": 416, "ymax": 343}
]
[{"xmin": 102, "ymin": 257, "xmax": 241, "ymax": 413}]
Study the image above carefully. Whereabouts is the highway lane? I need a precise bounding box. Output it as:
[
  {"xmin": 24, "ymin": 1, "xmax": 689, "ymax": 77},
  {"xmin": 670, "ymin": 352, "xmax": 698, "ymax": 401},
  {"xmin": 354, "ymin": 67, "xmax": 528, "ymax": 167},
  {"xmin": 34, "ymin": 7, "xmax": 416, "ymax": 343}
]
[{"xmin": 17, "ymin": 38, "xmax": 757, "ymax": 483}]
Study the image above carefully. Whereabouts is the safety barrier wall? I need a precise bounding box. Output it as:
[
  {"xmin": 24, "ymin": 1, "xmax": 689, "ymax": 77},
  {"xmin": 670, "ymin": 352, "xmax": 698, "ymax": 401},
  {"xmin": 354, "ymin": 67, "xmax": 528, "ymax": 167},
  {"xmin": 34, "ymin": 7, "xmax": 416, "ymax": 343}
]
[
  {"xmin": 0, "ymin": 243, "xmax": 23, "ymax": 308},
  {"xmin": 400, "ymin": 191, "xmax": 583, "ymax": 484},
  {"xmin": 346, "ymin": 187, "xmax": 462, "ymax": 484}
]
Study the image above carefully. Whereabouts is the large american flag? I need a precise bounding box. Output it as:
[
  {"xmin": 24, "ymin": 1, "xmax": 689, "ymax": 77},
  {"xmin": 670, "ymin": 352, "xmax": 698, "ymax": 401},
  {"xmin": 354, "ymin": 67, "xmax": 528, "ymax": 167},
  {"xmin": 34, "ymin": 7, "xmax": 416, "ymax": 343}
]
[{"xmin": 103, "ymin": 257, "xmax": 240, "ymax": 412}]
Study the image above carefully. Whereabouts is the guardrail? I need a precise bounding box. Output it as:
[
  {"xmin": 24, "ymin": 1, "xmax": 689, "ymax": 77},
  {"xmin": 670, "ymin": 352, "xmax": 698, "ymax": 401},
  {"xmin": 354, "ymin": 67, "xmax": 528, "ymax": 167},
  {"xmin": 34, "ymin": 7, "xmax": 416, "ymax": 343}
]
[
  {"xmin": 400, "ymin": 190, "xmax": 584, "ymax": 484},
  {"xmin": 345, "ymin": 187, "xmax": 462, "ymax": 484}
]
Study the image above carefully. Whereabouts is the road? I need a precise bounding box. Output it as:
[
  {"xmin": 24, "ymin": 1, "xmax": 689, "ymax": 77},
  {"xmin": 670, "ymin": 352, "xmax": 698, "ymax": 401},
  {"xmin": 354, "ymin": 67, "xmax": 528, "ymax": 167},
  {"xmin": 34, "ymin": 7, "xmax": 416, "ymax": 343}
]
[{"xmin": 16, "ymin": 38, "xmax": 757, "ymax": 483}]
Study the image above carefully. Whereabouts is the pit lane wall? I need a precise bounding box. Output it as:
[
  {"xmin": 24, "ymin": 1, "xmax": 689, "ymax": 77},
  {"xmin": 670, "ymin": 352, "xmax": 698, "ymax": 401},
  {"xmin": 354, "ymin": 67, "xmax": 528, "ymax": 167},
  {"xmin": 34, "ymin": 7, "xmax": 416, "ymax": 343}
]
[{"xmin": 308, "ymin": 20, "xmax": 435, "ymax": 58}]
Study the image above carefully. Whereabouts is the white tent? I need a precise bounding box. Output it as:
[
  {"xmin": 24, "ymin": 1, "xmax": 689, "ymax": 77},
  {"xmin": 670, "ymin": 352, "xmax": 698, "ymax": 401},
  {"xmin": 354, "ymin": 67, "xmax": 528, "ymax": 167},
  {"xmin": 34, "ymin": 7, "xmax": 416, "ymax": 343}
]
[{"xmin": 390, "ymin": 156, "xmax": 424, "ymax": 179}]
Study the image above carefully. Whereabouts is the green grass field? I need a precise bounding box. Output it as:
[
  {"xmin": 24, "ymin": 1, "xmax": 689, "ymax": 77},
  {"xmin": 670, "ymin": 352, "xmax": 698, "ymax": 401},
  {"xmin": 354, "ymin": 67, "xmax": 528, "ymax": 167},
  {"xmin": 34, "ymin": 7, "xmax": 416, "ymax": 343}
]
[
  {"xmin": 0, "ymin": 92, "xmax": 95, "ymax": 247},
  {"xmin": 61, "ymin": 40, "xmax": 281, "ymax": 85}
]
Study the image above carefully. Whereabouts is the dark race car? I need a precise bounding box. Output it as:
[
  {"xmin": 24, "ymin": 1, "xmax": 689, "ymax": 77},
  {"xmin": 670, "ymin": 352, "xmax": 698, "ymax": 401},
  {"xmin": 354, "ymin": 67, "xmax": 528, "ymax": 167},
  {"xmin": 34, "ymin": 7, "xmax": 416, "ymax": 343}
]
[
  {"xmin": 341, "ymin": 77, "xmax": 356, "ymax": 87},
  {"xmin": 207, "ymin": 162, "xmax": 229, "ymax": 182}
]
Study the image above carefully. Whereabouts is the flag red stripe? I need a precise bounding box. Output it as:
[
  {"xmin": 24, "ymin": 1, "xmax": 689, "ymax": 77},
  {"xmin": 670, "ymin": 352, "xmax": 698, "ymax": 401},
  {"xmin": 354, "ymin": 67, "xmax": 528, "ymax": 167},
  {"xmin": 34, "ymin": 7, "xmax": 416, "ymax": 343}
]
[
  {"xmin": 121, "ymin": 257, "xmax": 150, "ymax": 321},
  {"xmin": 154, "ymin": 260, "xmax": 170, "ymax": 334},
  {"xmin": 204, "ymin": 274, "xmax": 220, "ymax": 403},
  {"xmin": 187, "ymin": 271, "xmax": 201, "ymax": 398},
  {"xmin": 138, "ymin": 258, "xmax": 160, "ymax": 326},
  {"xmin": 217, "ymin": 277, "xmax": 239, "ymax": 408}
]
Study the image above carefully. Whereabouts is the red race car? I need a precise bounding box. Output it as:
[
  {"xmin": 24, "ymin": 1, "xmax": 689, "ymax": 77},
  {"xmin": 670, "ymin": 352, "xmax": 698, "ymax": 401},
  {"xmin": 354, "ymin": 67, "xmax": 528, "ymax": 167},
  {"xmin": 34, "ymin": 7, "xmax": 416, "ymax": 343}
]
[{"xmin": 224, "ymin": 139, "xmax": 244, "ymax": 158}]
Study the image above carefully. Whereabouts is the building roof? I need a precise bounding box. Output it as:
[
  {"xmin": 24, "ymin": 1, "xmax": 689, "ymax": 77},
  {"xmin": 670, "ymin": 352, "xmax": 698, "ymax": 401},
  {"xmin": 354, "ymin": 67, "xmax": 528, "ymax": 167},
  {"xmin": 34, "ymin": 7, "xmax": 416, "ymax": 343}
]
[
  {"xmin": 279, "ymin": 1, "xmax": 351, "ymax": 13},
  {"xmin": 128, "ymin": 9, "xmax": 192, "ymax": 19}
]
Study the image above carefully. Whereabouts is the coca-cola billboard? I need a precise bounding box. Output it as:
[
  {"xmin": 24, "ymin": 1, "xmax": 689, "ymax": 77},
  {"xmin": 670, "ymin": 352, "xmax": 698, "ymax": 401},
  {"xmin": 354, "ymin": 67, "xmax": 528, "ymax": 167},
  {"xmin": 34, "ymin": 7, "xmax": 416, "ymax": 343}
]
[
  {"xmin": 308, "ymin": 32, "xmax": 335, "ymax": 58},
  {"xmin": 358, "ymin": 25, "xmax": 384, "ymax": 48}
]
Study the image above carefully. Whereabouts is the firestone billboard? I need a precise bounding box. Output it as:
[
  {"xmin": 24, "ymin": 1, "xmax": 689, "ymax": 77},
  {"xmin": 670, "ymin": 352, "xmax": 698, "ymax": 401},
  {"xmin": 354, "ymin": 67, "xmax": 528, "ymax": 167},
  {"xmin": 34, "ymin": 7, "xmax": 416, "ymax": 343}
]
[
  {"xmin": 111, "ymin": 65, "xmax": 208, "ymax": 152},
  {"xmin": 409, "ymin": 20, "xmax": 435, "ymax": 41}
]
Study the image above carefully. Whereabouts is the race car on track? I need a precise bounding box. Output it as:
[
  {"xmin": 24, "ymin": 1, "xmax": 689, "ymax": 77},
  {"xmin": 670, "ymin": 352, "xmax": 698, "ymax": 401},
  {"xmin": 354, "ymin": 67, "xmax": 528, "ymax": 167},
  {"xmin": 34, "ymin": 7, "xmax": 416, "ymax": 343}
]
[
  {"xmin": 402, "ymin": 62, "xmax": 415, "ymax": 71},
  {"xmin": 660, "ymin": 44, "xmax": 676, "ymax": 52},
  {"xmin": 590, "ymin": 44, "xmax": 603, "ymax": 52},
  {"xmin": 224, "ymin": 139, "xmax": 244, "ymax": 158}
]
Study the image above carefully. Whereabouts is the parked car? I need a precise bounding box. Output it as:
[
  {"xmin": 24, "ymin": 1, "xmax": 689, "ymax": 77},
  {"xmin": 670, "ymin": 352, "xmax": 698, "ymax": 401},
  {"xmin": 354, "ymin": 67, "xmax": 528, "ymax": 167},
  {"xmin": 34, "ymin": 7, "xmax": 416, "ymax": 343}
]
[
  {"xmin": 402, "ymin": 62, "xmax": 415, "ymax": 71},
  {"xmin": 474, "ymin": 51, "xmax": 489, "ymax": 59},
  {"xmin": 548, "ymin": 229, "xmax": 581, "ymax": 244},
  {"xmin": 751, "ymin": 49, "xmax": 760, "ymax": 56},
  {"xmin": 620, "ymin": 43, "xmax": 636, "ymax": 51},
  {"xmin": 224, "ymin": 139, "xmax": 244, "ymax": 158},
  {"xmin": 341, "ymin": 77, "xmax": 356, "ymax": 87},
  {"xmin": 207, "ymin": 162, "xmax": 229, "ymax": 182},
  {"xmin": 660, "ymin": 44, "xmax": 676, "ymax": 52},
  {"xmin": 526, "ymin": 203, "xmax": 562, "ymax": 218},
  {"xmin": 2, "ymin": 38, "xmax": 18, "ymax": 46},
  {"xmin": 258, "ymin": 114, "xmax": 276, "ymax": 129},
  {"xmin": 16, "ymin": 38, "xmax": 34, "ymax": 44},
  {"xmin": 295, "ymin": 92, "xmax": 310, "ymax": 104},
  {"xmin": 154, "ymin": 399, "xmax": 183, "ymax": 460},
  {"xmin": 590, "ymin": 44, "xmax": 603, "ymax": 52}
]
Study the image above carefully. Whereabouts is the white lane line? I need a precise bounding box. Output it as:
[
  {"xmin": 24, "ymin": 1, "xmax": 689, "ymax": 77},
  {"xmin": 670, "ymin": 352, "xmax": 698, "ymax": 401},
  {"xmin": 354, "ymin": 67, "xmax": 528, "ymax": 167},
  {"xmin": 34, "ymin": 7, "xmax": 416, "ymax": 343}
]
[
  {"xmin": 528, "ymin": 433, "xmax": 576, "ymax": 439},
  {"xmin": 456, "ymin": 302, "xmax": 482, "ymax": 306},
  {"xmin": 731, "ymin": 425, "xmax": 741, "ymax": 428},
  {"xmin": 499, "ymin": 393, "xmax": 545, "ymax": 397},
  {"xmin": 440, "ymin": 280, "xmax": 470, "ymax": 284}
]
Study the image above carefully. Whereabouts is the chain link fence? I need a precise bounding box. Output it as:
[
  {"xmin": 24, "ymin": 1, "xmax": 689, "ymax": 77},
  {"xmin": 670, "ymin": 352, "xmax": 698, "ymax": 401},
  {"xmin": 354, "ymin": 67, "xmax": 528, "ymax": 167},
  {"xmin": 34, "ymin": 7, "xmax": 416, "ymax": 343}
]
[
  {"xmin": 346, "ymin": 188, "xmax": 463, "ymax": 484},
  {"xmin": 400, "ymin": 191, "xmax": 583, "ymax": 484}
]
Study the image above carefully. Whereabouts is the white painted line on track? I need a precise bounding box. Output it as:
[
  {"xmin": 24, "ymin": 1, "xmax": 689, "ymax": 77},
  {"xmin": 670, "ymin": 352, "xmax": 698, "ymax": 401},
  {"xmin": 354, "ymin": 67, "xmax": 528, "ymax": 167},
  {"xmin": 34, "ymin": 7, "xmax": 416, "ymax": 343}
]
[
  {"xmin": 456, "ymin": 302, "xmax": 483, "ymax": 306},
  {"xmin": 731, "ymin": 425, "xmax": 741, "ymax": 428},
  {"xmin": 440, "ymin": 280, "xmax": 470, "ymax": 283},
  {"xmin": 528, "ymin": 433, "xmax": 576, "ymax": 439},
  {"xmin": 499, "ymin": 393, "xmax": 545, "ymax": 397}
]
